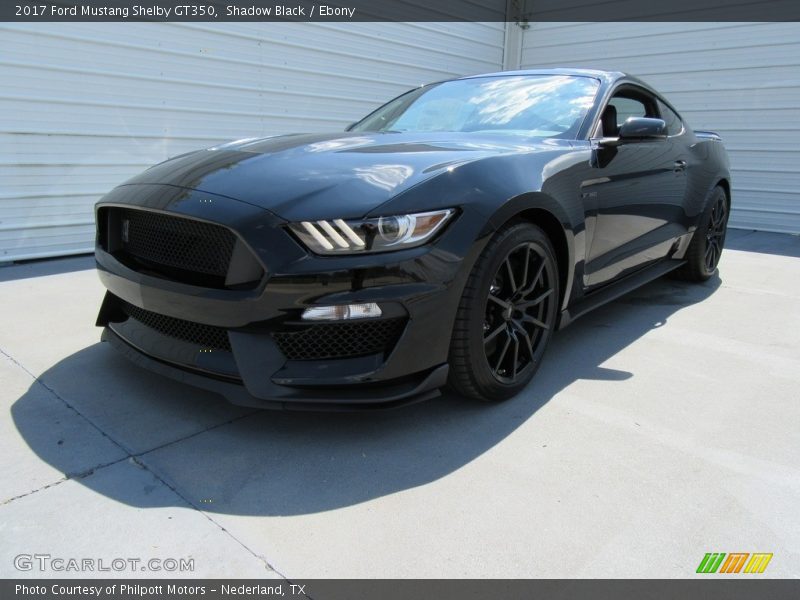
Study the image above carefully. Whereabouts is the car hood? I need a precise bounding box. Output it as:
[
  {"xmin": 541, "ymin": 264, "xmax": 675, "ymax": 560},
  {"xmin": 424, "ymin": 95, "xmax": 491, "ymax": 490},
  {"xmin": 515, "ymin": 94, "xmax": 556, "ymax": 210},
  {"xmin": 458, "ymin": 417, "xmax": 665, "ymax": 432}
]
[{"xmin": 122, "ymin": 132, "xmax": 569, "ymax": 221}]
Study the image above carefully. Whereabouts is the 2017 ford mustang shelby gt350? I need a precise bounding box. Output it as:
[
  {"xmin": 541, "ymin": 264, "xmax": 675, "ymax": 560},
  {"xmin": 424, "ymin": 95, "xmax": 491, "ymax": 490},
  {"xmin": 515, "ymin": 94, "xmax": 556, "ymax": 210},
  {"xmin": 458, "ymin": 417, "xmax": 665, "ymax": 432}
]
[{"xmin": 94, "ymin": 69, "xmax": 731, "ymax": 409}]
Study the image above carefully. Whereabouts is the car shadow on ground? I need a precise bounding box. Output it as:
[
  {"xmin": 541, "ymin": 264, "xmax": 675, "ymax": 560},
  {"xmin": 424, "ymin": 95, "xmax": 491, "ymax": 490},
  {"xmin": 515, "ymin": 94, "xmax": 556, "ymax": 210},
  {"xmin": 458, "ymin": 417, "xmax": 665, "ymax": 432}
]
[
  {"xmin": 11, "ymin": 274, "xmax": 720, "ymax": 516},
  {"xmin": 0, "ymin": 254, "xmax": 94, "ymax": 283},
  {"xmin": 725, "ymin": 229, "xmax": 800, "ymax": 258}
]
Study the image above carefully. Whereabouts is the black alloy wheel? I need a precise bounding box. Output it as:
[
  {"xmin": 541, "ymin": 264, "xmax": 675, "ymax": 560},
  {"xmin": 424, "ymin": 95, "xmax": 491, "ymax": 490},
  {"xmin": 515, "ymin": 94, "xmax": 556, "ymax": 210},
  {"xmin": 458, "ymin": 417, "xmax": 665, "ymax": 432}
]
[
  {"xmin": 483, "ymin": 242, "xmax": 554, "ymax": 384},
  {"xmin": 449, "ymin": 223, "xmax": 559, "ymax": 401},
  {"xmin": 705, "ymin": 192, "xmax": 728, "ymax": 273},
  {"xmin": 672, "ymin": 185, "xmax": 729, "ymax": 282}
]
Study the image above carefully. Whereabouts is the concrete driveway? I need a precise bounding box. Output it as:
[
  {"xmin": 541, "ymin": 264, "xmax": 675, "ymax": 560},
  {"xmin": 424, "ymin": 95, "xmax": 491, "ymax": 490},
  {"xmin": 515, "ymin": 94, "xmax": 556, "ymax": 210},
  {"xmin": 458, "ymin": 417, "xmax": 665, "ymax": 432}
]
[{"xmin": 1, "ymin": 229, "xmax": 798, "ymax": 579}]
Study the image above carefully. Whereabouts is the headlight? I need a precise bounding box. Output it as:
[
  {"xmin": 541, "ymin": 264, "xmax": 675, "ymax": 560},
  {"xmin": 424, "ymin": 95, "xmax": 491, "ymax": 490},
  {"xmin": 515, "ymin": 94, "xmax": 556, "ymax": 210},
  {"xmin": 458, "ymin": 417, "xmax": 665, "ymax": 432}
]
[{"xmin": 288, "ymin": 209, "xmax": 455, "ymax": 255}]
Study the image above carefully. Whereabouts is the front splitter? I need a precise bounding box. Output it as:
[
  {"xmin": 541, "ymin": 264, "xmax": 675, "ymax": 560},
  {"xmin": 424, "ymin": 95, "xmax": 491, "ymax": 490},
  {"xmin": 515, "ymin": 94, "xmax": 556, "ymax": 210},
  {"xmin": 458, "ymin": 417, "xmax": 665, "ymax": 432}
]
[{"xmin": 101, "ymin": 327, "xmax": 448, "ymax": 411}]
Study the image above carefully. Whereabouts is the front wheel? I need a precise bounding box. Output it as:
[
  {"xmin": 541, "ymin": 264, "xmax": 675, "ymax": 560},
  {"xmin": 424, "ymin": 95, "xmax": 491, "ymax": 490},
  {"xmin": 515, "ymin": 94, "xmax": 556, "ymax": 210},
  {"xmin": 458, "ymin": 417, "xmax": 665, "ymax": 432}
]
[
  {"xmin": 672, "ymin": 185, "xmax": 729, "ymax": 282},
  {"xmin": 448, "ymin": 222, "xmax": 559, "ymax": 402}
]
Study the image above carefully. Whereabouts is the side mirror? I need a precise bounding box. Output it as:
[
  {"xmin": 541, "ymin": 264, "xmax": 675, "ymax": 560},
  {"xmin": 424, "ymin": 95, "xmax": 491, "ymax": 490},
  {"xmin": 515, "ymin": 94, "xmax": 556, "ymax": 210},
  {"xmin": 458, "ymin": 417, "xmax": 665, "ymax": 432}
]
[
  {"xmin": 618, "ymin": 117, "xmax": 666, "ymax": 141},
  {"xmin": 592, "ymin": 117, "xmax": 667, "ymax": 149}
]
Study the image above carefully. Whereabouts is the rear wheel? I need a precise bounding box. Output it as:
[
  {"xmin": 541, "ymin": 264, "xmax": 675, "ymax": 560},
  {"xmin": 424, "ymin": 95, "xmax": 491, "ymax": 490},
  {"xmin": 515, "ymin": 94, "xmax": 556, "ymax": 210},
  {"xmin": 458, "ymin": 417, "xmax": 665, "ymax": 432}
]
[
  {"xmin": 672, "ymin": 185, "xmax": 729, "ymax": 282},
  {"xmin": 448, "ymin": 223, "xmax": 559, "ymax": 402}
]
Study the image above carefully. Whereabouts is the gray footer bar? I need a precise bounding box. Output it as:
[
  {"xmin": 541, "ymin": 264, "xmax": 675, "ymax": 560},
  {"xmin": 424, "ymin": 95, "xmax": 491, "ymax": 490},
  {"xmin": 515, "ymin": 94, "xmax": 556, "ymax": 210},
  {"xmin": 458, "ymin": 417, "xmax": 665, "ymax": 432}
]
[{"xmin": 4, "ymin": 579, "xmax": 800, "ymax": 600}]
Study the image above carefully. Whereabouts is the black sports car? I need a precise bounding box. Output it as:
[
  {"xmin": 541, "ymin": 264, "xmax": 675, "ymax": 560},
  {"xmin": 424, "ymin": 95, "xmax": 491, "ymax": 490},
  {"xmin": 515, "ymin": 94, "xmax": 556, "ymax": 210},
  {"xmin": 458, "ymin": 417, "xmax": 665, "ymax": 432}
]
[{"xmin": 95, "ymin": 68, "xmax": 731, "ymax": 409}]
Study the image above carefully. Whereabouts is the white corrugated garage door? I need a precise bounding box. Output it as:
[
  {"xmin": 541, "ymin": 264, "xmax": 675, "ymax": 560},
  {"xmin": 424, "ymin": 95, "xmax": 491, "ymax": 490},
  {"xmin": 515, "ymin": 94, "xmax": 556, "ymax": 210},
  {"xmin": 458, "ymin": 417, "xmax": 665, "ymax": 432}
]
[
  {"xmin": 519, "ymin": 22, "xmax": 800, "ymax": 233},
  {"xmin": 0, "ymin": 22, "xmax": 506, "ymax": 262}
]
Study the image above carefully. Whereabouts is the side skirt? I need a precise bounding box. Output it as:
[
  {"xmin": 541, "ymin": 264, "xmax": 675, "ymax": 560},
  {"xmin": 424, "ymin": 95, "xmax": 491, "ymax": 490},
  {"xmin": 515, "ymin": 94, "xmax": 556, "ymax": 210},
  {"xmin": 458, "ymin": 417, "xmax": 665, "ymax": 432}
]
[{"xmin": 557, "ymin": 259, "xmax": 686, "ymax": 329}]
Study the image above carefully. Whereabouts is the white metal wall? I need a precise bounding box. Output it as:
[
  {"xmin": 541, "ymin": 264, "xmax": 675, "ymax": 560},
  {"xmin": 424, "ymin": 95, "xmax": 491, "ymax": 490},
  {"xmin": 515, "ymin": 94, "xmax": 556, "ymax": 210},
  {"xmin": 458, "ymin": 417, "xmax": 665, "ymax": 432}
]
[
  {"xmin": 0, "ymin": 22, "xmax": 505, "ymax": 262},
  {"xmin": 519, "ymin": 22, "xmax": 800, "ymax": 233}
]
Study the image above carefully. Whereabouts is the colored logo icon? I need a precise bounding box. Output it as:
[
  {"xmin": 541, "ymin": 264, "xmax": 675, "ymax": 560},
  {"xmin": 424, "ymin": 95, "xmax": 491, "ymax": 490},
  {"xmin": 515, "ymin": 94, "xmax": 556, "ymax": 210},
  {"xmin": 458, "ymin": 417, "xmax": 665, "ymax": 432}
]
[{"xmin": 696, "ymin": 553, "xmax": 773, "ymax": 574}]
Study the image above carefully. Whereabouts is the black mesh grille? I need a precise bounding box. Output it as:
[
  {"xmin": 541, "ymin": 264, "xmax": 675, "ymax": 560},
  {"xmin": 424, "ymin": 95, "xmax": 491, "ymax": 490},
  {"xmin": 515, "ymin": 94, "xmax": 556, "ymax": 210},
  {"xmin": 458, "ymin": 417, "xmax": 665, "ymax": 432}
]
[
  {"xmin": 273, "ymin": 318, "xmax": 406, "ymax": 361},
  {"xmin": 119, "ymin": 209, "xmax": 236, "ymax": 277},
  {"xmin": 121, "ymin": 301, "xmax": 231, "ymax": 352}
]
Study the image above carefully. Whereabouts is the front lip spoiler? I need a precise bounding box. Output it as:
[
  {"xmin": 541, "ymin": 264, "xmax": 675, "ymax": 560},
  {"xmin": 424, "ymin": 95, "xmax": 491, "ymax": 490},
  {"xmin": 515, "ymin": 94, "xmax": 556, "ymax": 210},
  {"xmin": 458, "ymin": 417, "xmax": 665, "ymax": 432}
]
[{"xmin": 101, "ymin": 326, "xmax": 448, "ymax": 412}]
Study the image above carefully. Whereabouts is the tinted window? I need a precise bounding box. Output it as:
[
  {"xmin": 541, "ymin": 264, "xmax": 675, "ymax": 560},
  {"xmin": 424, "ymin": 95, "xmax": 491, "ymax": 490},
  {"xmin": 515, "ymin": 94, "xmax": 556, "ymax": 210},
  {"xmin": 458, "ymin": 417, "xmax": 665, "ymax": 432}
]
[
  {"xmin": 658, "ymin": 99, "xmax": 684, "ymax": 136},
  {"xmin": 609, "ymin": 96, "xmax": 648, "ymax": 127},
  {"xmin": 351, "ymin": 75, "xmax": 600, "ymax": 138}
]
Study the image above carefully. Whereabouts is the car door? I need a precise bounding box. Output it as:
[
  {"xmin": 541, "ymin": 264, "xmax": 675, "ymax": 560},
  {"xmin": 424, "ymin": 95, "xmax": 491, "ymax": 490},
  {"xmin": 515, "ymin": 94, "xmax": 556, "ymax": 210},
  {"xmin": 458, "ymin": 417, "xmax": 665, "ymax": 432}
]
[{"xmin": 582, "ymin": 86, "xmax": 689, "ymax": 288}]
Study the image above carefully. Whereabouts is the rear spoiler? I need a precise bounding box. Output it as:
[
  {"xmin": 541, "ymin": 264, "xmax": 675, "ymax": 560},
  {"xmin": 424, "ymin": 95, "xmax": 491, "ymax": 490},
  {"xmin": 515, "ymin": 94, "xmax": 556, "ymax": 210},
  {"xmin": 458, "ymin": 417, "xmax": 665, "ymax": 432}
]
[{"xmin": 694, "ymin": 130, "xmax": 722, "ymax": 141}]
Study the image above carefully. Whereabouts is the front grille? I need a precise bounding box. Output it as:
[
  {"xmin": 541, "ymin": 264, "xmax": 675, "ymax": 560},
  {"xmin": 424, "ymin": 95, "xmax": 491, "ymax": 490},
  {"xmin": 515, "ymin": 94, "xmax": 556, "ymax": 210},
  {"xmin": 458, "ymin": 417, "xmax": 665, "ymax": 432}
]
[
  {"xmin": 121, "ymin": 301, "xmax": 231, "ymax": 352},
  {"xmin": 121, "ymin": 209, "xmax": 235, "ymax": 276},
  {"xmin": 273, "ymin": 318, "xmax": 406, "ymax": 361},
  {"xmin": 98, "ymin": 207, "xmax": 263, "ymax": 289}
]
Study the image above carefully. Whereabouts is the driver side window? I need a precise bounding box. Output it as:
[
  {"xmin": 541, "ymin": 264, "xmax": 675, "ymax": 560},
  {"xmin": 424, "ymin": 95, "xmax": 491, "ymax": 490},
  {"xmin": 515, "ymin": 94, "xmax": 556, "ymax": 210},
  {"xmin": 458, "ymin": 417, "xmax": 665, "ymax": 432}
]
[
  {"xmin": 609, "ymin": 97, "xmax": 647, "ymax": 126},
  {"xmin": 598, "ymin": 89, "xmax": 658, "ymax": 137}
]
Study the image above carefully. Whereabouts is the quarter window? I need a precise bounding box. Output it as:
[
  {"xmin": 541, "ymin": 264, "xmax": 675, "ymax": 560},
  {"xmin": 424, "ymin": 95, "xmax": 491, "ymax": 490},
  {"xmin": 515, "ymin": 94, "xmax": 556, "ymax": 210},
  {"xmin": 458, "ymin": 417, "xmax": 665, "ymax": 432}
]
[{"xmin": 657, "ymin": 100, "xmax": 684, "ymax": 136}]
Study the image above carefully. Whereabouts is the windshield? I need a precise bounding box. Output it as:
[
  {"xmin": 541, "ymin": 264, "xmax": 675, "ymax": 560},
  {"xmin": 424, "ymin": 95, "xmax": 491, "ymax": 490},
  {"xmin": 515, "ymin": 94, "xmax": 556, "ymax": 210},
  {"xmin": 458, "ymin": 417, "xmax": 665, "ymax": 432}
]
[{"xmin": 351, "ymin": 75, "xmax": 599, "ymax": 138}]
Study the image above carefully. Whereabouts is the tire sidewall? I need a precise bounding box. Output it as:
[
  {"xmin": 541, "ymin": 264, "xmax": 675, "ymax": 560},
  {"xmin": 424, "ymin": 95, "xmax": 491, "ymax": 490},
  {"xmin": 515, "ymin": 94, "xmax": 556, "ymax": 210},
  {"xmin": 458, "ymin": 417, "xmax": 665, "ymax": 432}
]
[{"xmin": 698, "ymin": 186, "xmax": 729, "ymax": 278}]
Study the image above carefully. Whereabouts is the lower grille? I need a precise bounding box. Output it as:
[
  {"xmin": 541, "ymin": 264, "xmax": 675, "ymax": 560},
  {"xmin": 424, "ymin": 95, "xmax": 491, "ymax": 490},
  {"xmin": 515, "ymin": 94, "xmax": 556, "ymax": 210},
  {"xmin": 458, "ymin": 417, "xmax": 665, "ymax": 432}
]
[
  {"xmin": 273, "ymin": 318, "xmax": 406, "ymax": 361},
  {"xmin": 121, "ymin": 301, "xmax": 231, "ymax": 352}
]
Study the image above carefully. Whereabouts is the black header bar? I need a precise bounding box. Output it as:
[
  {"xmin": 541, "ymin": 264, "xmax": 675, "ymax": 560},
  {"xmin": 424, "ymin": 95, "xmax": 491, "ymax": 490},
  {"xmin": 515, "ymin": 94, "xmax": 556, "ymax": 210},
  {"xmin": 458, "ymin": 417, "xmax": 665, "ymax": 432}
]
[{"xmin": 3, "ymin": 0, "xmax": 800, "ymax": 22}]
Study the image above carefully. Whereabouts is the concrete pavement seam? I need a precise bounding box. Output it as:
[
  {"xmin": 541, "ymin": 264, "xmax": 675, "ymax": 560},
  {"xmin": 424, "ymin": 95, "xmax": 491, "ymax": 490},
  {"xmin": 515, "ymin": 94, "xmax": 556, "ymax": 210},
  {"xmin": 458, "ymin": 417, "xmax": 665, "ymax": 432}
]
[
  {"xmin": 132, "ymin": 410, "xmax": 260, "ymax": 458},
  {"xmin": 1, "ymin": 346, "xmax": 135, "ymax": 502},
  {"xmin": 0, "ymin": 456, "xmax": 129, "ymax": 506},
  {"xmin": 1, "ymin": 345, "xmax": 133, "ymax": 452},
  {"xmin": 1, "ymin": 346, "xmax": 283, "ymax": 577},
  {"xmin": 129, "ymin": 454, "xmax": 285, "ymax": 578},
  {"xmin": 1, "ymin": 476, "xmax": 68, "ymax": 506}
]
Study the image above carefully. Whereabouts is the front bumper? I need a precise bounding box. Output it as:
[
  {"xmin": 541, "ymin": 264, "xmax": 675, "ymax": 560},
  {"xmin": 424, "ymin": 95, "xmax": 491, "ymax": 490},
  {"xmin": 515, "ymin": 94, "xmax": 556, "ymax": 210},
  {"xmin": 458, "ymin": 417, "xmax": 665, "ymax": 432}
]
[{"xmin": 94, "ymin": 184, "xmax": 486, "ymax": 409}]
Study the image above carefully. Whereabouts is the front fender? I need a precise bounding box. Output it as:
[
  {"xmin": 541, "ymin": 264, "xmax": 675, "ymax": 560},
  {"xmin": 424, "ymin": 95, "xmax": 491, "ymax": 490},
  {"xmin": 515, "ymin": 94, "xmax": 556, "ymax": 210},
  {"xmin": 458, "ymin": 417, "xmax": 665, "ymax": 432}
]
[
  {"xmin": 481, "ymin": 192, "xmax": 580, "ymax": 313},
  {"xmin": 367, "ymin": 148, "xmax": 587, "ymax": 312}
]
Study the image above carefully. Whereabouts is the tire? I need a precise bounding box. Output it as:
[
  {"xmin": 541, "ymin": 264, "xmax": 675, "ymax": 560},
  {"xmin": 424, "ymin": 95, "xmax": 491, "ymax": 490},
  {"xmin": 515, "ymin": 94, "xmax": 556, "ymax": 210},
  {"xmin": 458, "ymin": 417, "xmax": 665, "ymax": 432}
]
[
  {"xmin": 448, "ymin": 222, "xmax": 560, "ymax": 402},
  {"xmin": 672, "ymin": 185, "xmax": 729, "ymax": 282}
]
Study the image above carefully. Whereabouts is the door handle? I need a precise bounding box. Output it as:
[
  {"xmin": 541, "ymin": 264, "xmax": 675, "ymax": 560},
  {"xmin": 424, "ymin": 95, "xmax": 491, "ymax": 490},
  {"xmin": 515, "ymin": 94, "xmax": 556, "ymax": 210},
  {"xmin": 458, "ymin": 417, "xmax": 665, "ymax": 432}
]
[{"xmin": 673, "ymin": 159, "xmax": 687, "ymax": 173}]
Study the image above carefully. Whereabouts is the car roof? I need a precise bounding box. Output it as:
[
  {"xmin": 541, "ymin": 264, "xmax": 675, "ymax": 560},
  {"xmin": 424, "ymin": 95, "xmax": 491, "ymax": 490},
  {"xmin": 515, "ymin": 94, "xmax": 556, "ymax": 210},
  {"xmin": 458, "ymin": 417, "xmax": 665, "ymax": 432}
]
[{"xmin": 459, "ymin": 68, "xmax": 626, "ymax": 84}]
